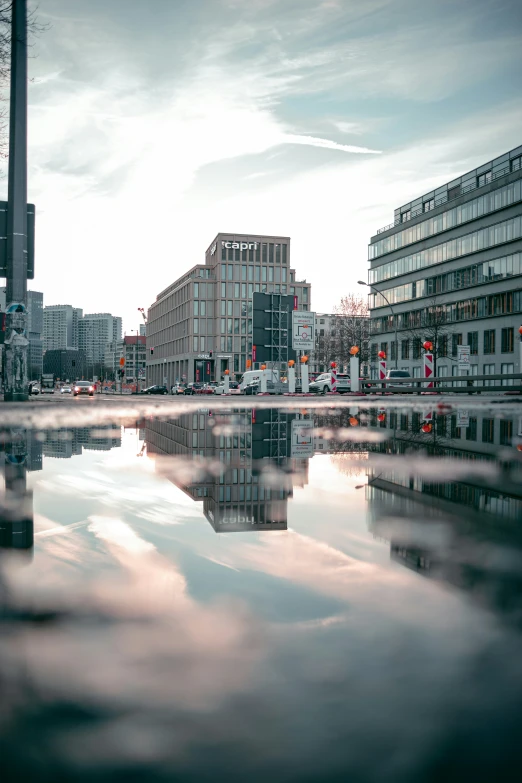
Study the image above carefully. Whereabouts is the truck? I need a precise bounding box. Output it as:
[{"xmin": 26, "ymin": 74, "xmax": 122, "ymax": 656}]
[{"xmin": 40, "ymin": 373, "xmax": 55, "ymax": 394}]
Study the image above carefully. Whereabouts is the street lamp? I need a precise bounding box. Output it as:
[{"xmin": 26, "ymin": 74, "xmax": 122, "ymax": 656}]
[{"xmin": 358, "ymin": 280, "xmax": 398, "ymax": 369}]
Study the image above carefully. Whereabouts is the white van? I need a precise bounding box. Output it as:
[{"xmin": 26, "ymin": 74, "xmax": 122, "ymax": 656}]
[{"xmin": 239, "ymin": 368, "xmax": 278, "ymax": 392}]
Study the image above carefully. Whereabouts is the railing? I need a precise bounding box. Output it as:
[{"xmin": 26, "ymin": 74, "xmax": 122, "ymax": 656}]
[
  {"xmin": 374, "ymin": 163, "xmax": 514, "ymax": 235},
  {"xmin": 360, "ymin": 372, "xmax": 522, "ymax": 394}
]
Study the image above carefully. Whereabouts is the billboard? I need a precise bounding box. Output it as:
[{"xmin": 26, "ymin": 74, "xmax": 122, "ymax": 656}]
[{"xmin": 292, "ymin": 311, "xmax": 315, "ymax": 351}]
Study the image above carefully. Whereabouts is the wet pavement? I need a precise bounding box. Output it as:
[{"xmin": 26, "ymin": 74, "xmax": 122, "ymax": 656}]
[{"xmin": 1, "ymin": 399, "xmax": 522, "ymax": 782}]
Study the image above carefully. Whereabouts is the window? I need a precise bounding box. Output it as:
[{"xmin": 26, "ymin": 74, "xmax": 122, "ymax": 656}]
[
  {"xmin": 221, "ymin": 282, "xmax": 226, "ymax": 298},
  {"xmin": 221, "ymin": 263, "xmax": 226, "ymax": 279},
  {"xmin": 501, "ymin": 362, "xmax": 514, "ymax": 386},
  {"xmin": 438, "ymin": 335, "xmax": 448, "ymax": 357},
  {"xmin": 370, "ymin": 343, "xmax": 378, "ymax": 361},
  {"xmin": 483, "ymin": 329, "xmax": 495, "ymax": 354},
  {"xmin": 412, "ymin": 338, "xmax": 422, "ymax": 359},
  {"xmin": 451, "ymin": 333, "xmax": 462, "ymax": 357},
  {"xmin": 380, "ymin": 342, "xmax": 388, "ymax": 357},
  {"xmin": 450, "ymin": 415, "xmax": 461, "ymax": 439},
  {"xmin": 448, "ymin": 185, "xmax": 460, "ymax": 200},
  {"xmin": 401, "ymin": 210, "xmax": 411, "ymax": 223},
  {"xmin": 512, "ymin": 156, "xmax": 522, "ymax": 172},
  {"xmin": 501, "ymin": 327, "xmax": 514, "ymax": 353},
  {"xmin": 483, "ymin": 363, "xmax": 495, "ymax": 387},
  {"xmin": 401, "ymin": 339, "xmax": 409, "ymax": 359},
  {"xmin": 193, "ymin": 318, "xmax": 199, "ymax": 334},
  {"xmin": 467, "ymin": 331, "xmax": 478, "ymax": 355},
  {"xmin": 466, "ymin": 417, "xmax": 477, "ymax": 441},
  {"xmin": 477, "ymin": 171, "xmax": 492, "ymax": 187},
  {"xmin": 499, "ymin": 420, "xmax": 513, "ymax": 446},
  {"xmin": 423, "ymin": 199, "xmax": 434, "ymax": 212},
  {"xmin": 482, "ymin": 418, "xmax": 495, "ymax": 444},
  {"xmin": 194, "ymin": 282, "xmax": 199, "ymax": 297}
]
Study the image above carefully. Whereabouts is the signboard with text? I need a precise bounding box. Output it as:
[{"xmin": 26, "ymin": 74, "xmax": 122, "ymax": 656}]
[
  {"xmin": 457, "ymin": 345, "xmax": 470, "ymax": 371},
  {"xmin": 292, "ymin": 311, "xmax": 315, "ymax": 351},
  {"xmin": 291, "ymin": 419, "xmax": 314, "ymax": 457}
]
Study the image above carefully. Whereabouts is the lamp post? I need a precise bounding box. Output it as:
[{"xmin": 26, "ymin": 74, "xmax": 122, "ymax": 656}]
[
  {"xmin": 358, "ymin": 281, "xmax": 398, "ymax": 369},
  {"xmin": 519, "ymin": 326, "xmax": 522, "ymax": 377}
]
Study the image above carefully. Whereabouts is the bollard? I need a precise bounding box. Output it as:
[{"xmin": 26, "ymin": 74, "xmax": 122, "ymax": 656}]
[
  {"xmin": 224, "ymin": 373, "xmax": 230, "ymax": 394},
  {"xmin": 288, "ymin": 365, "xmax": 296, "ymax": 394},
  {"xmin": 330, "ymin": 362, "xmax": 337, "ymax": 393},
  {"xmin": 260, "ymin": 371, "xmax": 267, "ymax": 393},
  {"xmin": 350, "ymin": 356, "xmax": 360, "ymax": 392},
  {"xmin": 301, "ymin": 362, "xmax": 309, "ymax": 393}
]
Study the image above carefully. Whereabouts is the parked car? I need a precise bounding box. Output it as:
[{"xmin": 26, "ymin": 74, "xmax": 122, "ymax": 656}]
[
  {"xmin": 73, "ymin": 381, "xmax": 95, "ymax": 397},
  {"xmin": 171, "ymin": 384, "xmax": 185, "ymax": 395},
  {"xmin": 28, "ymin": 381, "xmax": 40, "ymax": 395},
  {"xmin": 183, "ymin": 383, "xmax": 202, "ymax": 395},
  {"xmin": 244, "ymin": 380, "xmax": 281, "ymax": 395},
  {"xmin": 385, "ymin": 370, "xmax": 413, "ymax": 388},
  {"xmin": 60, "ymin": 386, "xmax": 72, "ymax": 394},
  {"xmin": 139, "ymin": 385, "xmax": 168, "ymax": 395},
  {"xmin": 214, "ymin": 381, "xmax": 241, "ymax": 395},
  {"xmin": 309, "ymin": 372, "xmax": 350, "ymax": 394}
]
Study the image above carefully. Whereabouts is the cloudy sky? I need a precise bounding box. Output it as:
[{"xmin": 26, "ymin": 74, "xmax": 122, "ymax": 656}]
[{"xmin": 3, "ymin": 0, "xmax": 522, "ymax": 331}]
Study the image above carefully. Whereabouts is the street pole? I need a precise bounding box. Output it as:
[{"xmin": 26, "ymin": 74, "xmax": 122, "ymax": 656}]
[
  {"xmin": 4, "ymin": 0, "xmax": 29, "ymax": 401},
  {"xmin": 358, "ymin": 281, "xmax": 398, "ymax": 369}
]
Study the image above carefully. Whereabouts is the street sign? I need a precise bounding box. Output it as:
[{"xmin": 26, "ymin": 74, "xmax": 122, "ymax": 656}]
[
  {"xmin": 290, "ymin": 418, "xmax": 314, "ymax": 457},
  {"xmin": 138, "ymin": 368, "xmax": 145, "ymax": 378},
  {"xmin": 457, "ymin": 410, "xmax": 469, "ymax": 428},
  {"xmin": 292, "ymin": 311, "xmax": 315, "ymax": 351},
  {"xmin": 119, "ymin": 357, "xmax": 125, "ymax": 366},
  {"xmin": 457, "ymin": 345, "xmax": 470, "ymax": 371}
]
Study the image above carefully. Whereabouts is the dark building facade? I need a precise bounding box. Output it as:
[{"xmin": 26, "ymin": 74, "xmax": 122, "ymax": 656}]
[
  {"xmin": 367, "ymin": 145, "xmax": 522, "ymax": 381},
  {"xmin": 43, "ymin": 348, "xmax": 86, "ymax": 381}
]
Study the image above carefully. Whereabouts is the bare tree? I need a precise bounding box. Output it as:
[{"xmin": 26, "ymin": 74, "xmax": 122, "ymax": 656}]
[
  {"xmin": 402, "ymin": 294, "xmax": 458, "ymax": 377},
  {"xmin": 332, "ymin": 294, "xmax": 370, "ymax": 371}
]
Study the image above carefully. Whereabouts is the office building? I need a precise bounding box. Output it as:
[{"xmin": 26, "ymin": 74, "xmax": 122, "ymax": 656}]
[
  {"xmin": 43, "ymin": 304, "xmax": 83, "ymax": 352},
  {"xmin": 79, "ymin": 313, "xmax": 122, "ymax": 376},
  {"xmin": 43, "ymin": 348, "xmax": 86, "ymax": 381},
  {"xmin": 146, "ymin": 233, "xmax": 311, "ymax": 386},
  {"xmin": 1, "ymin": 287, "xmax": 44, "ymax": 379},
  {"xmin": 367, "ymin": 145, "xmax": 522, "ymax": 380},
  {"xmin": 104, "ymin": 335, "xmax": 146, "ymax": 383}
]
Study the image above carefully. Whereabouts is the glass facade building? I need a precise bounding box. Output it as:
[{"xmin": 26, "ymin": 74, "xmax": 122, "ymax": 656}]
[
  {"xmin": 146, "ymin": 234, "xmax": 311, "ymax": 386},
  {"xmin": 367, "ymin": 145, "xmax": 522, "ymax": 379}
]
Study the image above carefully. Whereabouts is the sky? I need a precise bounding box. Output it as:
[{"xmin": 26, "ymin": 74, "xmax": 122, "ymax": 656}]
[{"xmin": 2, "ymin": 0, "xmax": 522, "ymax": 332}]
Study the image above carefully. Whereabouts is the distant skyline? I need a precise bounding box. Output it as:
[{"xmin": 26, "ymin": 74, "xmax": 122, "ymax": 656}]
[{"xmin": 2, "ymin": 0, "xmax": 522, "ymax": 331}]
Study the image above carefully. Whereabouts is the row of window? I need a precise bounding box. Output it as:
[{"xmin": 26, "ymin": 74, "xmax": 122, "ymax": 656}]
[
  {"xmin": 371, "ymin": 289, "xmax": 522, "ymax": 334},
  {"xmin": 371, "ymin": 180, "xmax": 522, "ymax": 259},
  {"xmin": 383, "ymin": 410, "xmax": 515, "ymax": 445},
  {"xmin": 220, "ymin": 241, "xmax": 288, "ymax": 264},
  {"xmin": 369, "ymin": 215, "xmax": 522, "ymax": 284},
  {"xmin": 372, "ymin": 326, "xmax": 516, "ymax": 361},
  {"xmin": 370, "ymin": 251, "xmax": 522, "ymax": 308},
  {"xmin": 220, "ymin": 263, "xmax": 291, "ymax": 284},
  {"xmin": 219, "ymin": 281, "xmax": 309, "ymax": 302}
]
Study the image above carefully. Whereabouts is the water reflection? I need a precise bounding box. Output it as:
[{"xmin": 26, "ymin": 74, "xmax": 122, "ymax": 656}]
[
  {"xmin": 0, "ymin": 428, "xmax": 34, "ymax": 555},
  {"xmin": 146, "ymin": 409, "xmax": 313, "ymax": 532},
  {"xmin": 42, "ymin": 426, "xmax": 122, "ymax": 458}
]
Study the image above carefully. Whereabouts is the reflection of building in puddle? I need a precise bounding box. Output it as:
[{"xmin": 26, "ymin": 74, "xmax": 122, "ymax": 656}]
[
  {"xmin": 0, "ymin": 429, "xmax": 34, "ymax": 556},
  {"xmin": 363, "ymin": 409, "xmax": 522, "ymax": 623},
  {"xmin": 146, "ymin": 409, "xmax": 311, "ymax": 532},
  {"xmin": 42, "ymin": 427, "xmax": 122, "ymax": 458}
]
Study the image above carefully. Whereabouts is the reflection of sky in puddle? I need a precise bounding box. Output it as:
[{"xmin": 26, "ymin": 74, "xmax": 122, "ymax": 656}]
[{"xmin": 2, "ymin": 406, "xmax": 522, "ymax": 780}]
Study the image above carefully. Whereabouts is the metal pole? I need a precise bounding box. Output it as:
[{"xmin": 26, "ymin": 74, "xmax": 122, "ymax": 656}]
[
  {"xmin": 359, "ymin": 281, "xmax": 398, "ymax": 369},
  {"xmin": 5, "ymin": 0, "xmax": 29, "ymax": 401}
]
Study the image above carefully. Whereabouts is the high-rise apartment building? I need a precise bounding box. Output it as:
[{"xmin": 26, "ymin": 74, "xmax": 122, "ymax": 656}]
[
  {"xmin": 367, "ymin": 145, "xmax": 522, "ymax": 381},
  {"xmin": 43, "ymin": 304, "xmax": 83, "ymax": 352},
  {"xmin": 79, "ymin": 313, "xmax": 122, "ymax": 374},
  {"xmin": 146, "ymin": 233, "xmax": 311, "ymax": 386}
]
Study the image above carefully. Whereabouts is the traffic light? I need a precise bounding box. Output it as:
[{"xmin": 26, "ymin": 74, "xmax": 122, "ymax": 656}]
[
  {"xmin": 150, "ymin": 347, "xmax": 154, "ymax": 355},
  {"xmin": 209, "ymin": 350, "xmax": 213, "ymax": 358}
]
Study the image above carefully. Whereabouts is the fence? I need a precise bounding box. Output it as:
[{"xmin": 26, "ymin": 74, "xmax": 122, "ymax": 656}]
[{"xmin": 360, "ymin": 372, "xmax": 522, "ymax": 394}]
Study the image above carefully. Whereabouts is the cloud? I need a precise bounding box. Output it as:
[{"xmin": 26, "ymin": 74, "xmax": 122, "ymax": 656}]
[{"xmin": 283, "ymin": 134, "xmax": 381, "ymax": 154}]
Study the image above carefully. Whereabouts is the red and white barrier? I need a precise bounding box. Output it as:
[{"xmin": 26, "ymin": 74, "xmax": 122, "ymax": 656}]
[
  {"xmin": 379, "ymin": 360, "xmax": 387, "ymax": 381},
  {"xmin": 330, "ymin": 365, "xmax": 337, "ymax": 393},
  {"xmin": 423, "ymin": 352, "xmax": 434, "ymax": 388}
]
